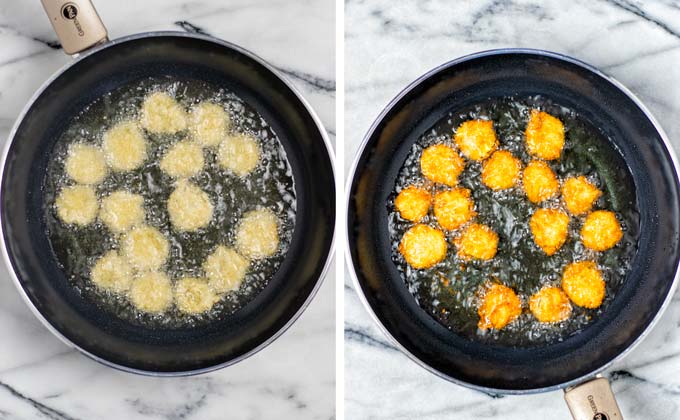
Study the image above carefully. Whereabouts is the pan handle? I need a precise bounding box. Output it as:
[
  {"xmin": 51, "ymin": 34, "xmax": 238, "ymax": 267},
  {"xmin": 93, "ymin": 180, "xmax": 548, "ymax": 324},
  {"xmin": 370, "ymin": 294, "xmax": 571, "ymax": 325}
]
[
  {"xmin": 40, "ymin": 0, "xmax": 108, "ymax": 55},
  {"xmin": 564, "ymin": 376, "xmax": 623, "ymax": 420}
]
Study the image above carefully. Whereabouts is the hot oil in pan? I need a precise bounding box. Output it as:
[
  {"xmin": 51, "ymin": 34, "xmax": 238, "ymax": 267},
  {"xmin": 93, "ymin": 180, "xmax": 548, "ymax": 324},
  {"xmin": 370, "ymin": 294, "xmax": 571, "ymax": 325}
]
[
  {"xmin": 388, "ymin": 96, "xmax": 639, "ymax": 346},
  {"xmin": 43, "ymin": 77, "xmax": 296, "ymax": 328}
]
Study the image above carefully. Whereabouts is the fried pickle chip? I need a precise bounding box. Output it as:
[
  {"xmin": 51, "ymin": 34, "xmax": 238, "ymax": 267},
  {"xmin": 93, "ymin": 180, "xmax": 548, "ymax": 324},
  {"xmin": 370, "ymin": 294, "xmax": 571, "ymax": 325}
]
[
  {"xmin": 563, "ymin": 176, "xmax": 602, "ymax": 215},
  {"xmin": 129, "ymin": 271, "xmax": 173, "ymax": 313},
  {"xmin": 478, "ymin": 283, "xmax": 522, "ymax": 330},
  {"xmin": 175, "ymin": 277, "xmax": 219, "ymax": 314},
  {"xmin": 530, "ymin": 208, "xmax": 569, "ymax": 255},
  {"xmin": 56, "ymin": 185, "xmax": 98, "ymax": 226},
  {"xmin": 102, "ymin": 121, "xmax": 147, "ymax": 171},
  {"xmin": 562, "ymin": 261, "xmax": 605, "ymax": 309},
  {"xmin": 140, "ymin": 92, "xmax": 187, "ymax": 134},
  {"xmin": 525, "ymin": 110, "xmax": 564, "ymax": 160},
  {"xmin": 455, "ymin": 223, "xmax": 498, "ymax": 260},
  {"xmin": 581, "ymin": 210, "xmax": 622, "ymax": 251},
  {"xmin": 399, "ymin": 224, "xmax": 447, "ymax": 269},
  {"xmin": 454, "ymin": 120, "xmax": 498, "ymax": 161},
  {"xmin": 65, "ymin": 143, "xmax": 107, "ymax": 185},
  {"xmin": 481, "ymin": 150, "xmax": 522, "ymax": 190},
  {"xmin": 420, "ymin": 144, "xmax": 465, "ymax": 186},
  {"xmin": 522, "ymin": 160, "xmax": 559, "ymax": 203},
  {"xmin": 395, "ymin": 186, "xmax": 431, "ymax": 222},
  {"xmin": 529, "ymin": 286, "xmax": 572, "ymax": 323},
  {"xmin": 433, "ymin": 188, "xmax": 475, "ymax": 231}
]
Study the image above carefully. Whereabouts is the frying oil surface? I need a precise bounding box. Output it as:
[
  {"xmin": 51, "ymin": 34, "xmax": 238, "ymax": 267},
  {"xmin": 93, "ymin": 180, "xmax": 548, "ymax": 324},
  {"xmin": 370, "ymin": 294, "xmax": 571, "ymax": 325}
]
[
  {"xmin": 43, "ymin": 77, "xmax": 296, "ymax": 328},
  {"xmin": 388, "ymin": 96, "xmax": 639, "ymax": 346}
]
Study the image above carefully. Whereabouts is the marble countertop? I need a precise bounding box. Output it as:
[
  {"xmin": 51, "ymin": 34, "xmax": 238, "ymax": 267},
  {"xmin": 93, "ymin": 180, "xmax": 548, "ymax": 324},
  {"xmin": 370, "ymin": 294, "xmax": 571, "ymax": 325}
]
[
  {"xmin": 344, "ymin": 1, "xmax": 680, "ymax": 419},
  {"xmin": 0, "ymin": 1, "xmax": 335, "ymax": 419}
]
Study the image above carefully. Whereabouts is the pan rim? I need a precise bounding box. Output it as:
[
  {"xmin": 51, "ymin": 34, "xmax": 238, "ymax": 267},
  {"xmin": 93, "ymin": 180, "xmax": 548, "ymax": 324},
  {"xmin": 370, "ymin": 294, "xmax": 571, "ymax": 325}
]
[
  {"xmin": 0, "ymin": 31, "xmax": 336, "ymax": 377},
  {"xmin": 344, "ymin": 47, "xmax": 680, "ymax": 394}
]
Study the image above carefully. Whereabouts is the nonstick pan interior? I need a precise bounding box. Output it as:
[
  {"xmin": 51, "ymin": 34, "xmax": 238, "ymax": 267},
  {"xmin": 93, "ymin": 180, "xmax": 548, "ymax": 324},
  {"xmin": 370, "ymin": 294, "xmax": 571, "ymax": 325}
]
[
  {"xmin": 1, "ymin": 33, "xmax": 335, "ymax": 374},
  {"xmin": 347, "ymin": 50, "xmax": 680, "ymax": 392}
]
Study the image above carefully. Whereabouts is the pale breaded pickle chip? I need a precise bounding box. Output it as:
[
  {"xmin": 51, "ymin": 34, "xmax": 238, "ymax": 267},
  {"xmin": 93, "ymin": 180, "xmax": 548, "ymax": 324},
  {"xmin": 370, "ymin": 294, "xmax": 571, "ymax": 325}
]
[
  {"xmin": 65, "ymin": 143, "xmax": 107, "ymax": 185},
  {"xmin": 477, "ymin": 283, "xmax": 522, "ymax": 330},
  {"xmin": 522, "ymin": 160, "xmax": 559, "ymax": 203},
  {"xmin": 562, "ymin": 261, "xmax": 605, "ymax": 309},
  {"xmin": 236, "ymin": 208, "xmax": 280, "ymax": 260},
  {"xmin": 160, "ymin": 141, "xmax": 205, "ymax": 178},
  {"xmin": 481, "ymin": 150, "xmax": 522, "ymax": 190},
  {"xmin": 395, "ymin": 185, "xmax": 431, "ymax": 222},
  {"xmin": 140, "ymin": 92, "xmax": 187, "ymax": 134},
  {"xmin": 203, "ymin": 245, "xmax": 250, "ymax": 293},
  {"xmin": 525, "ymin": 109, "xmax": 565, "ymax": 160},
  {"xmin": 529, "ymin": 208, "xmax": 569, "ymax": 256},
  {"xmin": 455, "ymin": 223, "xmax": 498, "ymax": 261},
  {"xmin": 56, "ymin": 185, "xmax": 98, "ymax": 226},
  {"xmin": 581, "ymin": 210, "xmax": 622, "ymax": 251},
  {"xmin": 420, "ymin": 144, "xmax": 465, "ymax": 186},
  {"xmin": 399, "ymin": 224, "xmax": 447, "ymax": 269},
  {"xmin": 91, "ymin": 251, "xmax": 133, "ymax": 293},
  {"xmin": 122, "ymin": 225, "xmax": 169, "ymax": 271},
  {"xmin": 167, "ymin": 180, "xmax": 214, "ymax": 232},
  {"xmin": 189, "ymin": 102, "xmax": 230, "ymax": 147},
  {"xmin": 563, "ymin": 176, "xmax": 602, "ymax": 215},
  {"xmin": 175, "ymin": 277, "xmax": 219, "ymax": 314},
  {"xmin": 100, "ymin": 190, "xmax": 145, "ymax": 233},
  {"xmin": 129, "ymin": 271, "xmax": 173, "ymax": 313},
  {"xmin": 217, "ymin": 133, "xmax": 261, "ymax": 177},
  {"xmin": 433, "ymin": 188, "xmax": 475, "ymax": 231},
  {"xmin": 454, "ymin": 120, "xmax": 498, "ymax": 161},
  {"xmin": 529, "ymin": 286, "xmax": 572, "ymax": 323},
  {"xmin": 102, "ymin": 121, "xmax": 148, "ymax": 172}
]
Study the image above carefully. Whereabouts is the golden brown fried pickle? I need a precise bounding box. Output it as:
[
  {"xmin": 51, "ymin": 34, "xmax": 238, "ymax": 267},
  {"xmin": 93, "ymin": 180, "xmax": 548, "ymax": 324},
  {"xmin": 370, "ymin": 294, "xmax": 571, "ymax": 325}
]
[
  {"xmin": 455, "ymin": 223, "xmax": 498, "ymax": 260},
  {"xmin": 477, "ymin": 283, "xmax": 522, "ymax": 330},
  {"xmin": 530, "ymin": 208, "xmax": 570, "ymax": 256},
  {"xmin": 453, "ymin": 120, "xmax": 498, "ymax": 161},
  {"xmin": 420, "ymin": 144, "xmax": 465, "ymax": 186},
  {"xmin": 433, "ymin": 188, "xmax": 475, "ymax": 231},
  {"xmin": 563, "ymin": 176, "xmax": 602, "ymax": 215},
  {"xmin": 529, "ymin": 286, "xmax": 572, "ymax": 323},
  {"xmin": 561, "ymin": 261, "xmax": 605, "ymax": 308},
  {"xmin": 481, "ymin": 150, "xmax": 522, "ymax": 190},
  {"xmin": 399, "ymin": 224, "xmax": 447, "ymax": 269},
  {"xmin": 522, "ymin": 160, "xmax": 559, "ymax": 203},
  {"xmin": 525, "ymin": 110, "xmax": 564, "ymax": 160},
  {"xmin": 581, "ymin": 210, "xmax": 622, "ymax": 251},
  {"xmin": 395, "ymin": 186, "xmax": 431, "ymax": 222}
]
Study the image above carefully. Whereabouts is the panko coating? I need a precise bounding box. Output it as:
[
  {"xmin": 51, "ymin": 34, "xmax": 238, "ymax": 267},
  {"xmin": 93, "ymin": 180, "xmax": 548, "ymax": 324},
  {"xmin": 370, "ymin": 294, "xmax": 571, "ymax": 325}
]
[
  {"xmin": 122, "ymin": 225, "xmax": 169, "ymax": 271},
  {"xmin": 453, "ymin": 120, "xmax": 498, "ymax": 161},
  {"xmin": 217, "ymin": 133, "xmax": 261, "ymax": 177},
  {"xmin": 140, "ymin": 92, "xmax": 187, "ymax": 134},
  {"xmin": 189, "ymin": 102, "xmax": 230, "ymax": 147},
  {"xmin": 129, "ymin": 271, "xmax": 173, "ymax": 313},
  {"xmin": 481, "ymin": 150, "xmax": 522, "ymax": 190},
  {"xmin": 395, "ymin": 185, "xmax": 431, "ymax": 222},
  {"xmin": 91, "ymin": 251, "xmax": 133, "ymax": 293},
  {"xmin": 433, "ymin": 188, "xmax": 475, "ymax": 231},
  {"xmin": 160, "ymin": 141, "xmax": 205, "ymax": 178},
  {"xmin": 102, "ymin": 121, "xmax": 147, "ymax": 172},
  {"xmin": 236, "ymin": 208, "xmax": 280, "ymax": 260},
  {"xmin": 65, "ymin": 143, "xmax": 107, "ymax": 185},
  {"xmin": 175, "ymin": 277, "xmax": 219, "ymax": 314},
  {"xmin": 529, "ymin": 287, "xmax": 572, "ymax": 323},
  {"xmin": 454, "ymin": 223, "xmax": 498, "ymax": 261},
  {"xmin": 203, "ymin": 245, "xmax": 250, "ymax": 293},
  {"xmin": 525, "ymin": 110, "xmax": 565, "ymax": 160},
  {"xmin": 167, "ymin": 180, "xmax": 214, "ymax": 232},
  {"xmin": 563, "ymin": 176, "xmax": 602, "ymax": 215},
  {"xmin": 56, "ymin": 185, "xmax": 98, "ymax": 226},
  {"xmin": 398, "ymin": 224, "xmax": 447, "ymax": 269},
  {"xmin": 581, "ymin": 210, "xmax": 622, "ymax": 251},
  {"xmin": 562, "ymin": 261, "xmax": 605, "ymax": 309},
  {"xmin": 530, "ymin": 208, "xmax": 569, "ymax": 256},
  {"xmin": 100, "ymin": 191, "xmax": 145, "ymax": 233},
  {"xmin": 420, "ymin": 144, "xmax": 465, "ymax": 187},
  {"xmin": 477, "ymin": 283, "xmax": 522, "ymax": 330},
  {"xmin": 522, "ymin": 160, "xmax": 559, "ymax": 203}
]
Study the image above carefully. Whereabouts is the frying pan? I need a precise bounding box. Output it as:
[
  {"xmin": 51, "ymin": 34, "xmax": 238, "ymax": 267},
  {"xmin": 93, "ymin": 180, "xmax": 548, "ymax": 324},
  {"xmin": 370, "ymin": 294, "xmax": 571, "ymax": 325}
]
[
  {"xmin": 0, "ymin": 0, "xmax": 335, "ymax": 375},
  {"xmin": 346, "ymin": 49, "xmax": 680, "ymax": 419}
]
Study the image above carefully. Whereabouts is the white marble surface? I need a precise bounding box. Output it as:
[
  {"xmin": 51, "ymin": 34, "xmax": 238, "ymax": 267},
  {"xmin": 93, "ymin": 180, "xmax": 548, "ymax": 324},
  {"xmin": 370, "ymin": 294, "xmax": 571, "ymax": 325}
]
[
  {"xmin": 345, "ymin": 1, "xmax": 680, "ymax": 419},
  {"xmin": 0, "ymin": 1, "xmax": 335, "ymax": 419}
]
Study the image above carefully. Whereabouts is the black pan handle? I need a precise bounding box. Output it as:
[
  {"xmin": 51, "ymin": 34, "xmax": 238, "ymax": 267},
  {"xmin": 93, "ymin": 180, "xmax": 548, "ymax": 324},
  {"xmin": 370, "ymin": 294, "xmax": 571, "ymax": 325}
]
[
  {"xmin": 40, "ymin": 0, "xmax": 108, "ymax": 55},
  {"xmin": 564, "ymin": 376, "xmax": 623, "ymax": 419}
]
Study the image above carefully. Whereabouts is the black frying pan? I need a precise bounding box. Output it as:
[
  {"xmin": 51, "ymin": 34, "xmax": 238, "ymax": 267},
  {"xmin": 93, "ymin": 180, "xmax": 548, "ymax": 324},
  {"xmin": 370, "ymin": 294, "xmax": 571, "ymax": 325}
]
[
  {"xmin": 0, "ymin": 1, "xmax": 334, "ymax": 375},
  {"xmin": 346, "ymin": 49, "xmax": 680, "ymax": 417}
]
